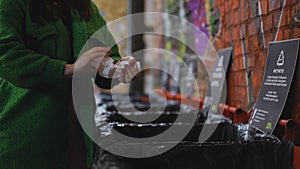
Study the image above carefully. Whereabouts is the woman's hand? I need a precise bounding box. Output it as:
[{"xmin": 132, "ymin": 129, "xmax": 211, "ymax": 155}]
[
  {"xmin": 118, "ymin": 56, "xmax": 141, "ymax": 83},
  {"xmin": 64, "ymin": 47, "xmax": 111, "ymax": 78},
  {"xmin": 97, "ymin": 55, "xmax": 115, "ymax": 78},
  {"xmin": 96, "ymin": 56, "xmax": 141, "ymax": 83}
]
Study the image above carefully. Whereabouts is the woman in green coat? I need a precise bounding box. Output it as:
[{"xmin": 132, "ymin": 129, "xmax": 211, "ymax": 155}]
[{"xmin": 0, "ymin": 0, "xmax": 138, "ymax": 168}]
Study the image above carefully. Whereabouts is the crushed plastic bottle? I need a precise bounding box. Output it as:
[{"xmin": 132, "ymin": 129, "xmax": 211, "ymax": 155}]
[{"xmin": 98, "ymin": 56, "xmax": 141, "ymax": 79}]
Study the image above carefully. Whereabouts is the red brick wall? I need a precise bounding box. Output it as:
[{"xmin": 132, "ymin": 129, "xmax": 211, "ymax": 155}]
[{"xmin": 212, "ymin": 0, "xmax": 300, "ymax": 143}]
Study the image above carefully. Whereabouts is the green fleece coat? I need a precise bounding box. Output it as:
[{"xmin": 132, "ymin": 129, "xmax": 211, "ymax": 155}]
[{"xmin": 0, "ymin": 0, "xmax": 120, "ymax": 168}]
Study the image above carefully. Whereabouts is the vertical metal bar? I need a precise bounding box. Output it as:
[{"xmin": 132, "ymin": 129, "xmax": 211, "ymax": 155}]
[{"xmin": 127, "ymin": 0, "xmax": 132, "ymax": 55}]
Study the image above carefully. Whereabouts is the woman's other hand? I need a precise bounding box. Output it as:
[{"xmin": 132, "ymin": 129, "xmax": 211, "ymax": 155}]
[{"xmin": 64, "ymin": 47, "xmax": 111, "ymax": 78}]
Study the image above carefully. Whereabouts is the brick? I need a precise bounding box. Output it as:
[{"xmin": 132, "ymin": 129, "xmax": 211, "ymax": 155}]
[
  {"xmin": 285, "ymin": 6, "xmax": 292, "ymax": 25},
  {"xmin": 219, "ymin": 0, "xmax": 225, "ymax": 6},
  {"xmin": 236, "ymin": 86, "xmax": 247, "ymax": 106},
  {"xmin": 240, "ymin": 0, "xmax": 247, "ymax": 8},
  {"xmin": 262, "ymin": 14, "xmax": 273, "ymax": 31},
  {"xmin": 259, "ymin": 0, "xmax": 268, "ymax": 15},
  {"xmin": 232, "ymin": 10, "xmax": 241, "ymax": 25},
  {"xmin": 214, "ymin": 0, "xmax": 221, "ymax": 7},
  {"xmin": 248, "ymin": 19, "xmax": 259, "ymax": 36},
  {"xmin": 283, "ymin": 28, "xmax": 293, "ymax": 39},
  {"xmin": 233, "ymin": 41, "xmax": 243, "ymax": 56},
  {"xmin": 253, "ymin": 87, "xmax": 260, "ymax": 101},
  {"xmin": 224, "ymin": 1, "xmax": 230, "ymax": 14},
  {"xmin": 238, "ymin": 56, "xmax": 246, "ymax": 71},
  {"xmin": 232, "ymin": 25, "xmax": 240, "ymax": 41},
  {"xmin": 269, "ymin": 1, "xmax": 282, "ymax": 12},
  {"xmin": 234, "ymin": 87, "xmax": 242, "ymax": 99},
  {"xmin": 232, "ymin": 0, "xmax": 239, "ymax": 10},
  {"xmin": 251, "ymin": 70, "xmax": 264, "ymax": 89},
  {"xmin": 241, "ymin": 6, "xmax": 250, "ymax": 22},
  {"xmin": 228, "ymin": 26, "xmax": 234, "ymax": 42},
  {"xmin": 248, "ymin": 54, "xmax": 256, "ymax": 68},
  {"xmin": 264, "ymin": 30, "xmax": 275, "ymax": 46},
  {"xmin": 292, "ymin": 12, "xmax": 300, "ymax": 27},
  {"xmin": 272, "ymin": 9, "xmax": 281, "ymax": 28},
  {"xmin": 228, "ymin": 73, "xmax": 235, "ymax": 86},
  {"xmin": 276, "ymin": 29, "xmax": 284, "ymax": 41},
  {"xmin": 286, "ymin": 0, "xmax": 297, "ymax": 6},
  {"xmin": 234, "ymin": 57, "xmax": 242, "ymax": 71},
  {"xmin": 226, "ymin": 93, "xmax": 233, "ymax": 104},
  {"xmin": 249, "ymin": 35, "xmax": 261, "ymax": 51},
  {"xmin": 224, "ymin": 26, "xmax": 232, "ymax": 43},
  {"xmin": 227, "ymin": 84, "xmax": 234, "ymax": 96},
  {"xmin": 231, "ymin": 59, "xmax": 238, "ymax": 71},
  {"xmin": 293, "ymin": 27, "xmax": 300, "ymax": 38},
  {"xmin": 219, "ymin": 5, "xmax": 226, "ymax": 19},
  {"xmin": 280, "ymin": 7, "xmax": 291, "ymax": 27},
  {"xmin": 256, "ymin": 52, "xmax": 267, "ymax": 67},
  {"xmin": 226, "ymin": 10, "xmax": 233, "ymax": 25}
]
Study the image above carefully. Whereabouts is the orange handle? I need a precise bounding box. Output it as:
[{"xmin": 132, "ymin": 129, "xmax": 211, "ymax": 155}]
[
  {"xmin": 219, "ymin": 104, "xmax": 248, "ymax": 124},
  {"xmin": 219, "ymin": 104, "xmax": 243, "ymax": 114},
  {"xmin": 279, "ymin": 119, "xmax": 296, "ymax": 142},
  {"xmin": 279, "ymin": 119, "xmax": 296, "ymax": 129}
]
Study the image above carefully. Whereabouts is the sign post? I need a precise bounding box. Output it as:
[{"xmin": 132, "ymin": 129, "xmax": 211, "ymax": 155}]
[
  {"xmin": 204, "ymin": 47, "xmax": 233, "ymax": 114},
  {"xmin": 249, "ymin": 39, "xmax": 300, "ymax": 134}
]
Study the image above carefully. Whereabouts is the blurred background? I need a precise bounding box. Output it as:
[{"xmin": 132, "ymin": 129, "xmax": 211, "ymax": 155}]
[{"xmin": 92, "ymin": 0, "xmax": 300, "ymax": 145}]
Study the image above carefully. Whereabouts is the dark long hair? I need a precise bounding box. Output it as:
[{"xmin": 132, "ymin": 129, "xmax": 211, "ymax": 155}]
[{"xmin": 29, "ymin": 0, "xmax": 91, "ymax": 23}]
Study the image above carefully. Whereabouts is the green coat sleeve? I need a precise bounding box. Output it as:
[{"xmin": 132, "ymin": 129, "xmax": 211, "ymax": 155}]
[{"xmin": 0, "ymin": 0, "xmax": 66, "ymax": 89}]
